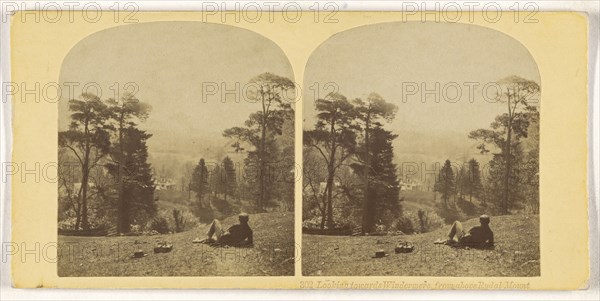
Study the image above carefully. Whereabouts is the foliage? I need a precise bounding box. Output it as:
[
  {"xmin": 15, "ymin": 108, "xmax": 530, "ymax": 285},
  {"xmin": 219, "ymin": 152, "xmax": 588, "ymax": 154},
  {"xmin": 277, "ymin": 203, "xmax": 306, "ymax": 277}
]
[
  {"xmin": 150, "ymin": 216, "xmax": 170, "ymax": 234},
  {"xmin": 191, "ymin": 159, "xmax": 209, "ymax": 203},
  {"xmin": 352, "ymin": 93, "xmax": 399, "ymax": 234},
  {"xmin": 392, "ymin": 209, "xmax": 445, "ymax": 234},
  {"xmin": 221, "ymin": 156, "xmax": 237, "ymax": 202},
  {"xmin": 458, "ymin": 159, "xmax": 483, "ymax": 202},
  {"xmin": 415, "ymin": 209, "xmax": 445, "ymax": 233},
  {"xmin": 105, "ymin": 126, "xmax": 157, "ymax": 232},
  {"xmin": 58, "ymin": 93, "xmax": 112, "ymax": 230},
  {"xmin": 435, "ymin": 160, "xmax": 455, "ymax": 207},
  {"xmin": 223, "ymin": 73, "xmax": 295, "ymax": 212},
  {"xmin": 351, "ymin": 126, "xmax": 401, "ymax": 233},
  {"xmin": 58, "ymin": 93, "xmax": 155, "ymax": 233},
  {"xmin": 519, "ymin": 107, "xmax": 540, "ymax": 214},
  {"xmin": 155, "ymin": 208, "xmax": 199, "ymax": 233},
  {"xmin": 172, "ymin": 209, "xmax": 185, "ymax": 233},
  {"xmin": 106, "ymin": 93, "xmax": 153, "ymax": 234},
  {"xmin": 393, "ymin": 215, "xmax": 415, "ymax": 234},
  {"xmin": 469, "ymin": 76, "xmax": 540, "ymax": 214},
  {"xmin": 303, "ymin": 92, "xmax": 357, "ymax": 229}
]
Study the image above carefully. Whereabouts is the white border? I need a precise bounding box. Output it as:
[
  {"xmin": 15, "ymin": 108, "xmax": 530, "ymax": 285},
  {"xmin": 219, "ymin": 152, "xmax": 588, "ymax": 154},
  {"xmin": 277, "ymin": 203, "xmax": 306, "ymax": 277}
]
[{"xmin": 0, "ymin": 1, "xmax": 598, "ymax": 300}]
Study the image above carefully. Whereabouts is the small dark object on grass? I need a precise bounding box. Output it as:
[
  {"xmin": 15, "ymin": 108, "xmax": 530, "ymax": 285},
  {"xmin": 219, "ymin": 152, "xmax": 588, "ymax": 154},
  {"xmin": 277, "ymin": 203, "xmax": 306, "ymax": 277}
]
[
  {"xmin": 395, "ymin": 242, "xmax": 415, "ymax": 253},
  {"xmin": 154, "ymin": 243, "xmax": 173, "ymax": 253},
  {"xmin": 132, "ymin": 250, "xmax": 147, "ymax": 258},
  {"xmin": 372, "ymin": 249, "xmax": 389, "ymax": 258}
]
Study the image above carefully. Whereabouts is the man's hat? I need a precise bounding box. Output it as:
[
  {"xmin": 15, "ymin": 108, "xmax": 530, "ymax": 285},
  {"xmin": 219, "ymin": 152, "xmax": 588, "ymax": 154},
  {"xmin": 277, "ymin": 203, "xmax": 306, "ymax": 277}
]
[
  {"xmin": 479, "ymin": 215, "xmax": 490, "ymax": 224},
  {"xmin": 239, "ymin": 212, "xmax": 249, "ymax": 222},
  {"xmin": 372, "ymin": 249, "xmax": 388, "ymax": 258}
]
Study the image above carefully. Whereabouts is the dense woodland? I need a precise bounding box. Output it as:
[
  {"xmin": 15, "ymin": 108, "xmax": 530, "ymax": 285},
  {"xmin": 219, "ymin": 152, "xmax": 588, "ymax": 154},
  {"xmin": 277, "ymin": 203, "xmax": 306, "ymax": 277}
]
[{"xmin": 302, "ymin": 76, "xmax": 540, "ymax": 235}]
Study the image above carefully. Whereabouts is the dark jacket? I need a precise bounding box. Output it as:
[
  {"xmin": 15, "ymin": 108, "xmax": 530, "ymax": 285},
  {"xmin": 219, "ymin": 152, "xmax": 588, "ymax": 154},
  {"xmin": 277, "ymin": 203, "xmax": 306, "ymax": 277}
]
[
  {"xmin": 219, "ymin": 223, "xmax": 253, "ymax": 246},
  {"xmin": 461, "ymin": 225, "xmax": 494, "ymax": 247}
]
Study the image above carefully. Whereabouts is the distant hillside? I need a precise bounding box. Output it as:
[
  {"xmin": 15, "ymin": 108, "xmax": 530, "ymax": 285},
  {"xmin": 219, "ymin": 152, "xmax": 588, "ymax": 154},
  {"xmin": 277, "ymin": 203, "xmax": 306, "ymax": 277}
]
[
  {"xmin": 155, "ymin": 189, "xmax": 192, "ymax": 212},
  {"xmin": 399, "ymin": 190, "xmax": 438, "ymax": 213}
]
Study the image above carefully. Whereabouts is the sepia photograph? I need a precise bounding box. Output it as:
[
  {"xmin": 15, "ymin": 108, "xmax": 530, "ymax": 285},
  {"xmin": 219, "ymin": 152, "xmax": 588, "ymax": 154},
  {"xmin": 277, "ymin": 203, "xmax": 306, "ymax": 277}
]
[
  {"xmin": 302, "ymin": 22, "xmax": 541, "ymax": 277},
  {"xmin": 56, "ymin": 22, "xmax": 296, "ymax": 277},
  {"xmin": 4, "ymin": 7, "xmax": 593, "ymax": 292}
]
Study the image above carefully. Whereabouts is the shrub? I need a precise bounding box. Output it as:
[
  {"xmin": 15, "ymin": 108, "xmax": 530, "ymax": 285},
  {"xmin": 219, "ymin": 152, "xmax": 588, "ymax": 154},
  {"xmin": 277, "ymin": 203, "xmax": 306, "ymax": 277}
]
[
  {"xmin": 377, "ymin": 209, "xmax": 401, "ymax": 230},
  {"xmin": 58, "ymin": 217, "xmax": 78, "ymax": 231},
  {"xmin": 150, "ymin": 209, "xmax": 199, "ymax": 233},
  {"xmin": 393, "ymin": 215, "xmax": 415, "ymax": 234},
  {"xmin": 130, "ymin": 224, "xmax": 143, "ymax": 235},
  {"xmin": 392, "ymin": 210, "xmax": 445, "ymax": 234},
  {"xmin": 302, "ymin": 215, "xmax": 323, "ymax": 230},
  {"xmin": 150, "ymin": 217, "xmax": 170, "ymax": 234},
  {"xmin": 415, "ymin": 209, "xmax": 445, "ymax": 233},
  {"xmin": 171, "ymin": 209, "xmax": 198, "ymax": 232},
  {"xmin": 333, "ymin": 209, "xmax": 361, "ymax": 230}
]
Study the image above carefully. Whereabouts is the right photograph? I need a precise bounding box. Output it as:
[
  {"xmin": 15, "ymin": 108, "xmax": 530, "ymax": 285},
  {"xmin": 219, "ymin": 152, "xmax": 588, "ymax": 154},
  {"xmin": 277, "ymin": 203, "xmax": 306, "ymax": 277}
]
[{"xmin": 302, "ymin": 22, "xmax": 541, "ymax": 277}]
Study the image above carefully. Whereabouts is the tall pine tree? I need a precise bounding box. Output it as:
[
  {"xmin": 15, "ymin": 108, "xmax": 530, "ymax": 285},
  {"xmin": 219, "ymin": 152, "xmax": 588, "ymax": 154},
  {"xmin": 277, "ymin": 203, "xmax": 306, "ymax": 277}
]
[
  {"xmin": 469, "ymin": 76, "xmax": 539, "ymax": 214},
  {"xmin": 221, "ymin": 156, "xmax": 236, "ymax": 202},
  {"xmin": 58, "ymin": 93, "xmax": 111, "ymax": 230},
  {"xmin": 465, "ymin": 158, "xmax": 483, "ymax": 203},
  {"xmin": 351, "ymin": 126, "xmax": 401, "ymax": 232},
  {"xmin": 106, "ymin": 126, "xmax": 156, "ymax": 231},
  {"xmin": 191, "ymin": 158, "xmax": 211, "ymax": 222},
  {"xmin": 223, "ymin": 73, "xmax": 294, "ymax": 212},
  {"xmin": 435, "ymin": 160, "xmax": 455, "ymax": 208},
  {"xmin": 352, "ymin": 93, "xmax": 398, "ymax": 234},
  {"xmin": 303, "ymin": 93, "xmax": 357, "ymax": 229},
  {"xmin": 106, "ymin": 93, "xmax": 151, "ymax": 234}
]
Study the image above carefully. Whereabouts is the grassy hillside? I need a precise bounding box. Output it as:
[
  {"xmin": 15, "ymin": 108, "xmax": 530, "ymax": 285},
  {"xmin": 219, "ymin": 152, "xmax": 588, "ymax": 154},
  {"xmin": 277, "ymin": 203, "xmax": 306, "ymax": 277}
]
[
  {"xmin": 155, "ymin": 189, "xmax": 192, "ymax": 211},
  {"xmin": 400, "ymin": 190, "xmax": 438, "ymax": 212},
  {"xmin": 58, "ymin": 212, "xmax": 294, "ymax": 277},
  {"xmin": 303, "ymin": 214, "xmax": 539, "ymax": 277}
]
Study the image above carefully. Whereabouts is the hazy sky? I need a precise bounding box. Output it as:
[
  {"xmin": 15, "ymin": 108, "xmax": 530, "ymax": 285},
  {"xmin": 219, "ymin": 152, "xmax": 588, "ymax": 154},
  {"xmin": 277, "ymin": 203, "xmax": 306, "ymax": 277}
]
[
  {"xmin": 59, "ymin": 21, "xmax": 541, "ymax": 178},
  {"xmin": 59, "ymin": 21, "xmax": 294, "ymax": 163},
  {"xmin": 303, "ymin": 22, "xmax": 540, "ymax": 167}
]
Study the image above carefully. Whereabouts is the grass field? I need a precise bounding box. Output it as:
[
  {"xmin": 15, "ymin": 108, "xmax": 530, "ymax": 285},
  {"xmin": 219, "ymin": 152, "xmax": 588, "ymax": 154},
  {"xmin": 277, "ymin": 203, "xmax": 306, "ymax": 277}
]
[
  {"xmin": 302, "ymin": 214, "xmax": 539, "ymax": 277},
  {"xmin": 58, "ymin": 212, "xmax": 294, "ymax": 277}
]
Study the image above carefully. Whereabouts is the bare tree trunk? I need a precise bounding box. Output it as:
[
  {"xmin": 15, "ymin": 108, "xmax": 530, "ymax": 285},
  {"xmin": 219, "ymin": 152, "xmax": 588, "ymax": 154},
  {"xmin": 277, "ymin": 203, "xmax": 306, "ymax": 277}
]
[
  {"xmin": 80, "ymin": 117, "xmax": 91, "ymax": 231},
  {"xmin": 259, "ymin": 91, "xmax": 268, "ymax": 213},
  {"xmin": 117, "ymin": 110, "xmax": 127, "ymax": 233},
  {"xmin": 361, "ymin": 114, "xmax": 371, "ymax": 235},
  {"xmin": 75, "ymin": 207, "xmax": 81, "ymax": 231},
  {"xmin": 469, "ymin": 182, "xmax": 473, "ymax": 203},
  {"xmin": 325, "ymin": 119, "xmax": 337, "ymax": 229},
  {"xmin": 320, "ymin": 206, "xmax": 327, "ymax": 230},
  {"xmin": 260, "ymin": 122, "xmax": 266, "ymax": 212},
  {"xmin": 504, "ymin": 93, "xmax": 513, "ymax": 215}
]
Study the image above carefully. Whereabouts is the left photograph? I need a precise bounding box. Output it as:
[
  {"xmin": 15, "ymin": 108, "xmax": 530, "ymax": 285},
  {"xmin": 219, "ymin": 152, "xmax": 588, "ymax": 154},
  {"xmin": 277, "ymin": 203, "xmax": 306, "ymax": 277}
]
[{"xmin": 56, "ymin": 22, "xmax": 296, "ymax": 277}]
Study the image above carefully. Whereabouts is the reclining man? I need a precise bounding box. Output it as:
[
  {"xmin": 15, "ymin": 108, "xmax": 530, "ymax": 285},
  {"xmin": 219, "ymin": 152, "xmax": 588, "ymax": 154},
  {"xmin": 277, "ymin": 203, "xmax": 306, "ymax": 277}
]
[
  {"xmin": 203, "ymin": 213, "xmax": 253, "ymax": 247},
  {"xmin": 436, "ymin": 215, "xmax": 494, "ymax": 248}
]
